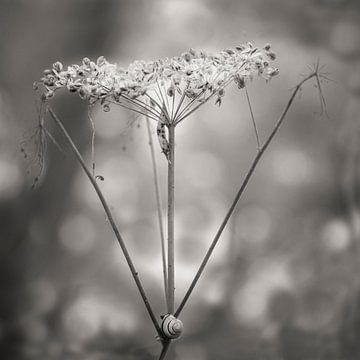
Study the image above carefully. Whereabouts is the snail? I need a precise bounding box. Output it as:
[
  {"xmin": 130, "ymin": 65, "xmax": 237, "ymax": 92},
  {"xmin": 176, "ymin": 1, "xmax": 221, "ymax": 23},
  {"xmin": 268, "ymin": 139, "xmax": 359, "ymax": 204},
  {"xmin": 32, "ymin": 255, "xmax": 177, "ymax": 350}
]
[{"xmin": 161, "ymin": 314, "xmax": 183, "ymax": 339}]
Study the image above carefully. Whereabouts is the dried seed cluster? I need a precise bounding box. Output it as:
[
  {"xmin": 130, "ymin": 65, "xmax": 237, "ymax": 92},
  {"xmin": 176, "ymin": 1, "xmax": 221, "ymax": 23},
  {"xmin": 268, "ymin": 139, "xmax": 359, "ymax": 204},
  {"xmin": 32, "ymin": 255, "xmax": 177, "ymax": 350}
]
[{"xmin": 35, "ymin": 42, "xmax": 278, "ymax": 124}]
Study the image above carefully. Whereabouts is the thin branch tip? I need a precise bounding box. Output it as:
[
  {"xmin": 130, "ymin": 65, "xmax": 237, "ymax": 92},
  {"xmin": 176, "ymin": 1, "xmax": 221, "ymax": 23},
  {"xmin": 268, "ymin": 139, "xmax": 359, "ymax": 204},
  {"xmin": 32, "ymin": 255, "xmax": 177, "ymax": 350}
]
[{"xmin": 175, "ymin": 68, "xmax": 326, "ymax": 317}]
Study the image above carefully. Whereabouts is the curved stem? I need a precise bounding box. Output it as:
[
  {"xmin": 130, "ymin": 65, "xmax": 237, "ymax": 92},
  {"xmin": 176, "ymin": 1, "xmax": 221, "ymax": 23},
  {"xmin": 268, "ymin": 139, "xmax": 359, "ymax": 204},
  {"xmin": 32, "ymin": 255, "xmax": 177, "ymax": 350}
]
[
  {"xmin": 175, "ymin": 72, "xmax": 317, "ymax": 317},
  {"xmin": 47, "ymin": 106, "xmax": 163, "ymax": 338}
]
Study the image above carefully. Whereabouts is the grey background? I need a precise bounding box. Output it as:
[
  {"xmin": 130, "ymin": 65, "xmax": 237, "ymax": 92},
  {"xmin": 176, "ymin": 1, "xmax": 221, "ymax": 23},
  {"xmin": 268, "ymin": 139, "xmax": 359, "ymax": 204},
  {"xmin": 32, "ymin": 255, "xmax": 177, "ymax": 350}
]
[{"xmin": 1, "ymin": 0, "xmax": 360, "ymax": 359}]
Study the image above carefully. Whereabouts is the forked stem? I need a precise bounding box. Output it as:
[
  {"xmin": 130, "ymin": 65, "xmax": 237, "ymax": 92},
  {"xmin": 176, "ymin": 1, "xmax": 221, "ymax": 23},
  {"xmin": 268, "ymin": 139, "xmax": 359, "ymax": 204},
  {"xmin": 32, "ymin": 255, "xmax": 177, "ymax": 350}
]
[
  {"xmin": 47, "ymin": 106, "xmax": 163, "ymax": 339},
  {"xmin": 175, "ymin": 72, "xmax": 318, "ymax": 317}
]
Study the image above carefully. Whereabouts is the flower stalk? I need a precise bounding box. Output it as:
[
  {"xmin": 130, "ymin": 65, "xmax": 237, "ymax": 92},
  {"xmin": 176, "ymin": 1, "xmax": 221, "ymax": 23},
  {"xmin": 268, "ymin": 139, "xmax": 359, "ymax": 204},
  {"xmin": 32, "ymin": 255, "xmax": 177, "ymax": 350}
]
[
  {"xmin": 167, "ymin": 123, "xmax": 176, "ymax": 314},
  {"xmin": 146, "ymin": 115, "xmax": 168, "ymax": 308}
]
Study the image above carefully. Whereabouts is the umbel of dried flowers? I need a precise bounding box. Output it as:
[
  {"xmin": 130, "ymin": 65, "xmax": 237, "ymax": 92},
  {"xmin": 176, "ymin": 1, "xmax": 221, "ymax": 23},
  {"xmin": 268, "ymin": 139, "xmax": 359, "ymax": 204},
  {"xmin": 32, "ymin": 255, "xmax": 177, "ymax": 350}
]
[{"xmin": 35, "ymin": 42, "xmax": 278, "ymax": 128}]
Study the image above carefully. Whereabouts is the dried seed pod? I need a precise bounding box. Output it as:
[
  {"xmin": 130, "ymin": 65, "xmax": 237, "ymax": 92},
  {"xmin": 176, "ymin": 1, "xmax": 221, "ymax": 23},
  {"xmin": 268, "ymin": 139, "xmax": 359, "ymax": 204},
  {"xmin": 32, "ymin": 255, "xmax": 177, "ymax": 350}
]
[{"xmin": 161, "ymin": 314, "xmax": 183, "ymax": 339}]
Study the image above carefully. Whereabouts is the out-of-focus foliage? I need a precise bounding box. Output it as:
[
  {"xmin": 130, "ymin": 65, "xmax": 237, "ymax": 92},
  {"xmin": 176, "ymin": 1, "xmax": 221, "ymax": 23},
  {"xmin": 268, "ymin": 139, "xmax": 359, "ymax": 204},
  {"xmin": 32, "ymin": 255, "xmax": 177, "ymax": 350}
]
[{"xmin": 1, "ymin": 0, "xmax": 360, "ymax": 359}]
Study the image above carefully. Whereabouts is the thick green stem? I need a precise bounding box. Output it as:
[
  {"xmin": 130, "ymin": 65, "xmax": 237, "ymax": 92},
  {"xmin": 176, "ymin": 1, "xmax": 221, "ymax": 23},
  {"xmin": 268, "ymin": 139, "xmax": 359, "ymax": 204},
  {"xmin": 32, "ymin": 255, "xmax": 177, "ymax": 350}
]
[{"xmin": 167, "ymin": 124, "xmax": 175, "ymax": 314}]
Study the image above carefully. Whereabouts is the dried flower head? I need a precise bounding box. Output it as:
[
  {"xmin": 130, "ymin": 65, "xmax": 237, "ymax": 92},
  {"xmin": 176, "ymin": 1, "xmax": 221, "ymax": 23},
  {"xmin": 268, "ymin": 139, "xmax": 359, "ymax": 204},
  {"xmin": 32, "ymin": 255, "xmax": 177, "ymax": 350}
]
[{"xmin": 35, "ymin": 42, "xmax": 278, "ymax": 125}]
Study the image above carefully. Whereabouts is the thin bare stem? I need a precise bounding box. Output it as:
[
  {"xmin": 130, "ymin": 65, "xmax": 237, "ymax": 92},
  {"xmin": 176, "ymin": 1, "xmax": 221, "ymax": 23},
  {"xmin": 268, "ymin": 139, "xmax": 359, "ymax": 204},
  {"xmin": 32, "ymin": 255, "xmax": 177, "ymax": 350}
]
[
  {"xmin": 156, "ymin": 81, "xmax": 171, "ymax": 120},
  {"xmin": 87, "ymin": 109, "xmax": 96, "ymax": 176},
  {"xmin": 175, "ymin": 72, "xmax": 318, "ymax": 317},
  {"xmin": 144, "ymin": 92, "xmax": 164, "ymax": 115},
  {"xmin": 159, "ymin": 340, "xmax": 171, "ymax": 360},
  {"xmin": 120, "ymin": 95, "xmax": 162, "ymax": 119},
  {"xmin": 167, "ymin": 124, "xmax": 175, "ymax": 314},
  {"xmin": 173, "ymin": 82, "xmax": 189, "ymax": 122},
  {"xmin": 245, "ymin": 86, "xmax": 261, "ymax": 151},
  {"xmin": 47, "ymin": 106, "xmax": 163, "ymax": 339},
  {"xmin": 107, "ymin": 100, "xmax": 159, "ymax": 121},
  {"xmin": 175, "ymin": 91, "xmax": 215, "ymax": 125},
  {"xmin": 171, "ymin": 92, "xmax": 175, "ymax": 122},
  {"xmin": 174, "ymin": 88, "xmax": 207, "ymax": 124},
  {"xmin": 146, "ymin": 115, "xmax": 169, "ymax": 308},
  {"xmin": 43, "ymin": 127, "xmax": 65, "ymax": 155}
]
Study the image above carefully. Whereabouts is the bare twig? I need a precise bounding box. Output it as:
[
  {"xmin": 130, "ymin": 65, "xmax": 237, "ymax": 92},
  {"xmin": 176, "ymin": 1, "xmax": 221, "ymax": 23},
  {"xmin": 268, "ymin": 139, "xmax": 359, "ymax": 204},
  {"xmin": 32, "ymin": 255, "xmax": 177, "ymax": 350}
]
[
  {"xmin": 159, "ymin": 340, "xmax": 171, "ymax": 360},
  {"xmin": 47, "ymin": 106, "xmax": 163, "ymax": 339},
  {"xmin": 175, "ymin": 71, "xmax": 319, "ymax": 317},
  {"xmin": 167, "ymin": 123, "xmax": 175, "ymax": 314},
  {"xmin": 245, "ymin": 85, "xmax": 261, "ymax": 151},
  {"xmin": 146, "ymin": 115, "xmax": 168, "ymax": 308},
  {"xmin": 87, "ymin": 109, "xmax": 96, "ymax": 176}
]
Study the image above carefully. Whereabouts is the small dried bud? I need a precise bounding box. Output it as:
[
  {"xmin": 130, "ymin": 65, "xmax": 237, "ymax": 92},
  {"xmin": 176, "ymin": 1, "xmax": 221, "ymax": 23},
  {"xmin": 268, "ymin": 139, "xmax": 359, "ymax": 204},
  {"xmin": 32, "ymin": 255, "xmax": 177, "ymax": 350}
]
[
  {"xmin": 268, "ymin": 68, "xmax": 279, "ymax": 77},
  {"xmin": 68, "ymin": 84, "xmax": 77, "ymax": 92},
  {"xmin": 44, "ymin": 77, "xmax": 55, "ymax": 87},
  {"xmin": 183, "ymin": 52, "xmax": 192, "ymax": 62},
  {"xmin": 235, "ymin": 45, "xmax": 245, "ymax": 51},
  {"xmin": 264, "ymin": 43, "xmax": 271, "ymax": 51},
  {"xmin": 52, "ymin": 61, "xmax": 63, "ymax": 72},
  {"xmin": 79, "ymin": 88, "xmax": 88, "ymax": 99},
  {"xmin": 82, "ymin": 57, "xmax": 91, "ymax": 66},
  {"xmin": 167, "ymin": 86, "xmax": 175, "ymax": 97},
  {"xmin": 266, "ymin": 51, "xmax": 276, "ymax": 61},
  {"xmin": 173, "ymin": 74, "xmax": 181, "ymax": 86},
  {"xmin": 43, "ymin": 69, "xmax": 52, "ymax": 76},
  {"xmin": 234, "ymin": 74, "xmax": 245, "ymax": 89},
  {"xmin": 97, "ymin": 56, "xmax": 106, "ymax": 66}
]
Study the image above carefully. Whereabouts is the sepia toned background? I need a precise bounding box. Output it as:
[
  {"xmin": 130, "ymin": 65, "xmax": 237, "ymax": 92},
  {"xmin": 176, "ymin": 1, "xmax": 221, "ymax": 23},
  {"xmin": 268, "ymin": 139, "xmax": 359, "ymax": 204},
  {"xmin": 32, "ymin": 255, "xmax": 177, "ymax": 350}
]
[{"xmin": 1, "ymin": 0, "xmax": 360, "ymax": 359}]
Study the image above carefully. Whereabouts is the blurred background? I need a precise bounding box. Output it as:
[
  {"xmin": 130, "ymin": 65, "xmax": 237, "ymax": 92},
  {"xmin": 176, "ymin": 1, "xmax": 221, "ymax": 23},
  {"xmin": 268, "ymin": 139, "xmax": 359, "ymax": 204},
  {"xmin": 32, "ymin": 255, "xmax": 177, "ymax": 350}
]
[{"xmin": 1, "ymin": 0, "xmax": 360, "ymax": 359}]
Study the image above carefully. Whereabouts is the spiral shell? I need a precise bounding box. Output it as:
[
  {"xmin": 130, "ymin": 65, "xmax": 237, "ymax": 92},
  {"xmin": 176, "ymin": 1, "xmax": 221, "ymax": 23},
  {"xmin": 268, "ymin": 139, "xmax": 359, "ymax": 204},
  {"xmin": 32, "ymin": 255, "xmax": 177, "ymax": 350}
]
[{"xmin": 161, "ymin": 314, "xmax": 183, "ymax": 339}]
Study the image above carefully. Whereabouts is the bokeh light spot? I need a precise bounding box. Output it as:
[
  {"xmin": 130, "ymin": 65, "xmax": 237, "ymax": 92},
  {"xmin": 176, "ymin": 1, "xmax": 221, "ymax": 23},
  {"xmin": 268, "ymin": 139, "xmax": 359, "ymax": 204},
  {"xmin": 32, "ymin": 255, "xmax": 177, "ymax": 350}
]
[
  {"xmin": 59, "ymin": 213, "xmax": 96, "ymax": 255},
  {"xmin": 233, "ymin": 260, "xmax": 292, "ymax": 325},
  {"xmin": 28, "ymin": 279, "xmax": 57, "ymax": 315},
  {"xmin": 0, "ymin": 158, "xmax": 22, "ymax": 198},
  {"xmin": 321, "ymin": 218, "xmax": 351, "ymax": 253},
  {"xmin": 270, "ymin": 147, "xmax": 313, "ymax": 187},
  {"xmin": 160, "ymin": 0, "xmax": 212, "ymax": 42},
  {"xmin": 64, "ymin": 292, "xmax": 138, "ymax": 343}
]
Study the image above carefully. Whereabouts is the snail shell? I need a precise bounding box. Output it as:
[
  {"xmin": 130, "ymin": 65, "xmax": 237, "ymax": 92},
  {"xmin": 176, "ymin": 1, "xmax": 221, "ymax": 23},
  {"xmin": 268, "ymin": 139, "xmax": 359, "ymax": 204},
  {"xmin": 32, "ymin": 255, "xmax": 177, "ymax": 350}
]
[{"xmin": 161, "ymin": 314, "xmax": 183, "ymax": 339}]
